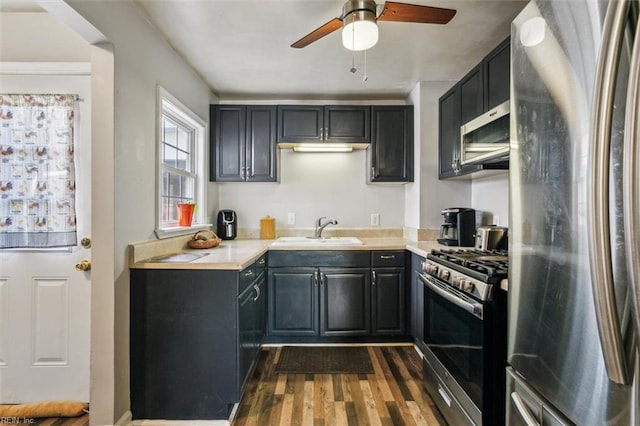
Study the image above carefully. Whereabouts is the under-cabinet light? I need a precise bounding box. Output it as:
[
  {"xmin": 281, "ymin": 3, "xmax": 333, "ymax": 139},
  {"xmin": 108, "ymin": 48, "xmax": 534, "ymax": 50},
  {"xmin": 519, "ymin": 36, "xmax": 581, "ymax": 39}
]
[{"xmin": 292, "ymin": 144, "xmax": 353, "ymax": 153}]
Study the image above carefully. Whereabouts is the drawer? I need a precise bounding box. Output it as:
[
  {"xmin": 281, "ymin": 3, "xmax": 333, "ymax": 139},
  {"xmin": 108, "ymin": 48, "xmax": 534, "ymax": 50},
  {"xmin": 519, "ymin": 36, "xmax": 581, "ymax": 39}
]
[
  {"xmin": 268, "ymin": 250, "xmax": 370, "ymax": 268},
  {"xmin": 255, "ymin": 254, "xmax": 267, "ymax": 271},
  {"xmin": 239, "ymin": 264, "xmax": 256, "ymax": 294},
  {"xmin": 371, "ymin": 250, "xmax": 405, "ymax": 267}
]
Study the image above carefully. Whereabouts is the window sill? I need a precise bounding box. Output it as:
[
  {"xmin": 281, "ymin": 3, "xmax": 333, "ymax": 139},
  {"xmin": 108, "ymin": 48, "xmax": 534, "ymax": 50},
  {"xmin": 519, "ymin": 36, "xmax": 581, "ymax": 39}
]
[{"xmin": 155, "ymin": 224, "xmax": 213, "ymax": 240}]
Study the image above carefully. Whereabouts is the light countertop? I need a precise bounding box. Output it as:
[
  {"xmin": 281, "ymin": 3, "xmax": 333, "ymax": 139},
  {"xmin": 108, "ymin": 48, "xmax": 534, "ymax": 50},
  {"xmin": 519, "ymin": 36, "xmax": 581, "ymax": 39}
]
[{"xmin": 129, "ymin": 237, "xmax": 466, "ymax": 271}]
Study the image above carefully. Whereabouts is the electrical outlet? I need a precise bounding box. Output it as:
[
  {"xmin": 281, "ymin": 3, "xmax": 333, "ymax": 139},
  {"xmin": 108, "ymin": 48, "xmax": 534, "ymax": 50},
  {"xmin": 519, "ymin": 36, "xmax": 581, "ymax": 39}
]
[
  {"xmin": 371, "ymin": 213, "xmax": 380, "ymax": 227},
  {"xmin": 287, "ymin": 212, "xmax": 296, "ymax": 225}
]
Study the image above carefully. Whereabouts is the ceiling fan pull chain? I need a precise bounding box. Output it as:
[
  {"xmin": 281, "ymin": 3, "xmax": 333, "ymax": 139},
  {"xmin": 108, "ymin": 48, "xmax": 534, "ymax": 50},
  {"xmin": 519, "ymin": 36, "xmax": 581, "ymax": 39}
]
[
  {"xmin": 363, "ymin": 49, "xmax": 368, "ymax": 82},
  {"xmin": 351, "ymin": 50, "xmax": 357, "ymax": 74}
]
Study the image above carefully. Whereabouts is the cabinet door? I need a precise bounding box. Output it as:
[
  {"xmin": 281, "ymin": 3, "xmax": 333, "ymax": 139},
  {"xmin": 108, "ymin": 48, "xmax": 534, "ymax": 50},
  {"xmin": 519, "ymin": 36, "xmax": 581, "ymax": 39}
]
[
  {"xmin": 254, "ymin": 272, "xmax": 267, "ymax": 348},
  {"xmin": 484, "ymin": 37, "xmax": 510, "ymax": 110},
  {"xmin": 459, "ymin": 64, "xmax": 484, "ymax": 125},
  {"xmin": 277, "ymin": 106, "xmax": 323, "ymax": 143},
  {"xmin": 212, "ymin": 105, "xmax": 245, "ymax": 182},
  {"xmin": 438, "ymin": 85, "xmax": 460, "ymax": 179},
  {"xmin": 320, "ymin": 268, "xmax": 371, "ymax": 336},
  {"xmin": 324, "ymin": 106, "xmax": 370, "ymax": 143},
  {"xmin": 370, "ymin": 106, "xmax": 413, "ymax": 182},
  {"xmin": 268, "ymin": 268, "xmax": 319, "ymax": 336},
  {"xmin": 246, "ymin": 106, "xmax": 277, "ymax": 182},
  {"xmin": 371, "ymin": 268, "xmax": 405, "ymax": 335},
  {"xmin": 410, "ymin": 254, "xmax": 425, "ymax": 346},
  {"xmin": 238, "ymin": 285, "xmax": 256, "ymax": 392}
]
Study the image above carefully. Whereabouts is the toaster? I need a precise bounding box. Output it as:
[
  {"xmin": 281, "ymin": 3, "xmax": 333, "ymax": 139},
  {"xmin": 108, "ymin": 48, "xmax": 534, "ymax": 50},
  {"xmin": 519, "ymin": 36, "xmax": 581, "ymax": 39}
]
[{"xmin": 475, "ymin": 226, "xmax": 508, "ymax": 250}]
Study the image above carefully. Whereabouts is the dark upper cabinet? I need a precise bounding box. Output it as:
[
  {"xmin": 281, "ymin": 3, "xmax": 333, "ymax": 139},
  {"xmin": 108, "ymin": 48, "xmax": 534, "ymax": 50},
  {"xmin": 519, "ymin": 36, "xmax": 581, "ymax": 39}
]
[
  {"xmin": 484, "ymin": 37, "xmax": 511, "ymax": 110},
  {"xmin": 210, "ymin": 105, "xmax": 277, "ymax": 182},
  {"xmin": 459, "ymin": 64, "xmax": 485, "ymax": 126},
  {"xmin": 439, "ymin": 86, "xmax": 464, "ymax": 179},
  {"xmin": 277, "ymin": 105, "xmax": 370, "ymax": 143},
  {"xmin": 438, "ymin": 37, "xmax": 510, "ymax": 179},
  {"xmin": 320, "ymin": 268, "xmax": 371, "ymax": 336},
  {"xmin": 369, "ymin": 106, "xmax": 414, "ymax": 183}
]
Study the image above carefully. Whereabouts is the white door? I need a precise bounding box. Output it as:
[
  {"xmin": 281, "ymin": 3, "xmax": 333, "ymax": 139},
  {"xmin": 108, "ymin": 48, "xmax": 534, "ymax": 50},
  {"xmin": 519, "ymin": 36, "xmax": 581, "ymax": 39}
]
[{"xmin": 0, "ymin": 72, "xmax": 91, "ymax": 403}]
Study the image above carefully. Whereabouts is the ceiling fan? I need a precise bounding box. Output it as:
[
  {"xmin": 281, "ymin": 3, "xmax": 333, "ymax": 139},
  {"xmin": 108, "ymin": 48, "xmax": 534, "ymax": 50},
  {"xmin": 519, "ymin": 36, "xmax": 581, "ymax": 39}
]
[{"xmin": 291, "ymin": 0, "xmax": 456, "ymax": 51}]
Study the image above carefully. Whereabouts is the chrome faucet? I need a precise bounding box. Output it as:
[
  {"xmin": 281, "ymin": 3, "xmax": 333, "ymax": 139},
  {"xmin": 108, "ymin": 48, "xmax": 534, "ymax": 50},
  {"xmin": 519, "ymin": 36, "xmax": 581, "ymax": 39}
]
[{"xmin": 315, "ymin": 217, "xmax": 338, "ymax": 238}]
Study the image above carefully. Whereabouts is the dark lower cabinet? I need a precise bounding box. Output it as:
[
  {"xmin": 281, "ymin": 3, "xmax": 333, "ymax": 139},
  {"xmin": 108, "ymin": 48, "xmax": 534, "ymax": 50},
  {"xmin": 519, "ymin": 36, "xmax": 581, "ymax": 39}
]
[
  {"xmin": 268, "ymin": 268, "xmax": 318, "ymax": 336},
  {"xmin": 371, "ymin": 268, "xmax": 405, "ymax": 335},
  {"xmin": 410, "ymin": 253, "xmax": 425, "ymax": 351},
  {"xmin": 320, "ymin": 268, "xmax": 371, "ymax": 336},
  {"xmin": 267, "ymin": 250, "xmax": 408, "ymax": 341},
  {"xmin": 130, "ymin": 261, "xmax": 266, "ymax": 420}
]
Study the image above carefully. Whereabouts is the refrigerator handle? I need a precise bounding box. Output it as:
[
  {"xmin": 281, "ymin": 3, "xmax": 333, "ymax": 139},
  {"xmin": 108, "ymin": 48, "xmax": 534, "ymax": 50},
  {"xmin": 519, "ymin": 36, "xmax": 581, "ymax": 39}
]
[
  {"xmin": 588, "ymin": 0, "xmax": 631, "ymax": 385},
  {"xmin": 510, "ymin": 392, "xmax": 539, "ymax": 426},
  {"xmin": 623, "ymin": 15, "xmax": 640, "ymax": 349}
]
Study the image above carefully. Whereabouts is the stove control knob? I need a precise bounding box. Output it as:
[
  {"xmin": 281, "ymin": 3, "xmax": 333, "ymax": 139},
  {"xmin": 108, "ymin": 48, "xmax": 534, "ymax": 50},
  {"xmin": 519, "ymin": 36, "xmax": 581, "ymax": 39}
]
[
  {"xmin": 427, "ymin": 264, "xmax": 438, "ymax": 275},
  {"xmin": 451, "ymin": 276, "xmax": 462, "ymax": 289},
  {"xmin": 439, "ymin": 270, "xmax": 450, "ymax": 281},
  {"xmin": 463, "ymin": 281, "xmax": 475, "ymax": 293}
]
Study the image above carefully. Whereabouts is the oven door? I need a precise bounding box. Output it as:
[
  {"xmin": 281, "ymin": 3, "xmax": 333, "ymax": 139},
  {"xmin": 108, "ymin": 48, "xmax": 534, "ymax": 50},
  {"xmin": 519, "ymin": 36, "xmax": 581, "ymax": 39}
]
[{"xmin": 420, "ymin": 272, "xmax": 486, "ymax": 410}]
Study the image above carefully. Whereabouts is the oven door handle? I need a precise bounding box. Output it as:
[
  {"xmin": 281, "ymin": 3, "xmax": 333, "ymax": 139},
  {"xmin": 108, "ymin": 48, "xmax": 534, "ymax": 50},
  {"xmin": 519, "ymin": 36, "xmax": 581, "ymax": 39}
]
[{"xmin": 420, "ymin": 274, "xmax": 483, "ymax": 318}]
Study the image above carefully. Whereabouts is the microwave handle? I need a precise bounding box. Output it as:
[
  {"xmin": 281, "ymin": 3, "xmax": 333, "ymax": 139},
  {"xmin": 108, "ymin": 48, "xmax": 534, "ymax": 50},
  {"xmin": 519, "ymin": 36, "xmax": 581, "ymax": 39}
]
[{"xmin": 420, "ymin": 274, "xmax": 482, "ymax": 318}]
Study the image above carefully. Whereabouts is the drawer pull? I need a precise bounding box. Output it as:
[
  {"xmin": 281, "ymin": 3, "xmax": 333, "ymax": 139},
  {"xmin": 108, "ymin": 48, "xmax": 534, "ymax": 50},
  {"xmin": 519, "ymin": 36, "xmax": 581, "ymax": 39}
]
[
  {"xmin": 244, "ymin": 269, "xmax": 254, "ymax": 277},
  {"xmin": 380, "ymin": 255, "xmax": 396, "ymax": 260},
  {"xmin": 437, "ymin": 384, "xmax": 452, "ymax": 407},
  {"xmin": 257, "ymin": 258, "xmax": 266, "ymax": 265}
]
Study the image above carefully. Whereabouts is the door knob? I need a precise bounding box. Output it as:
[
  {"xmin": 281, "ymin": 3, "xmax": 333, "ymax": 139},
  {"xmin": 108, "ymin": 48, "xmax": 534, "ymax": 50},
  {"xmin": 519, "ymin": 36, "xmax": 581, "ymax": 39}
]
[{"xmin": 75, "ymin": 260, "xmax": 92, "ymax": 271}]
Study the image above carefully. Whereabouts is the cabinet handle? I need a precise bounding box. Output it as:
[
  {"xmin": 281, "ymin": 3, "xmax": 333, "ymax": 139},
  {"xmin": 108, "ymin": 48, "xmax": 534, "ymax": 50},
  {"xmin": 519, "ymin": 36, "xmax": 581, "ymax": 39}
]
[
  {"xmin": 253, "ymin": 284, "xmax": 261, "ymax": 301},
  {"xmin": 258, "ymin": 258, "xmax": 266, "ymax": 266},
  {"xmin": 319, "ymin": 127, "xmax": 324, "ymax": 140},
  {"xmin": 372, "ymin": 270, "xmax": 377, "ymax": 285},
  {"xmin": 380, "ymin": 255, "xmax": 396, "ymax": 260},
  {"xmin": 246, "ymin": 166, "xmax": 251, "ymax": 178},
  {"xmin": 314, "ymin": 271, "xmax": 319, "ymax": 286},
  {"xmin": 320, "ymin": 273, "xmax": 325, "ymax": 286},
  {"xmin": 244, "ymin": 269, "xmax": 254, "ymax": 278},
  {"xmin": 371, "ymin": 166, "xmax": 376, "ymax": 180}
]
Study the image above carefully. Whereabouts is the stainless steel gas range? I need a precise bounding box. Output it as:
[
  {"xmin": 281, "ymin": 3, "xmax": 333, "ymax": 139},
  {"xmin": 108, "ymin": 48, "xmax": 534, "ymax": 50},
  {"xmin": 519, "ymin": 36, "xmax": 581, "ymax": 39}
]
[{"xmin": 419, "ymin": 249, "xmax": 508, "ymax": 426}]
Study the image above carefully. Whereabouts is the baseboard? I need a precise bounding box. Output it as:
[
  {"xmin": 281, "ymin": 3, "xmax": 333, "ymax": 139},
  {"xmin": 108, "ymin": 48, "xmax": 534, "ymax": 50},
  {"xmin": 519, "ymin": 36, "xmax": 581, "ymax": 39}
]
[
  {"xmin": 115, "ymin": 410, "xmax": 133, "ymax": 426},
  {"xmin": 132, "ymin": 420, "xmax": 229, "ymax": 426}
]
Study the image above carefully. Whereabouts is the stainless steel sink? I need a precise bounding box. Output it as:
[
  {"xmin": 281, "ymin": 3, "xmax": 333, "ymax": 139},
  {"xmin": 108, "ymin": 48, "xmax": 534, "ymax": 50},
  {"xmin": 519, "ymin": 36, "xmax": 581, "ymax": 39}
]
[
  {"xmin": 271, "ymin": 236, "xmax": 363, "ymax": 246},
  {"xmin": 146, "ymin": 253, "xmax": 207, "ymax": 263}
]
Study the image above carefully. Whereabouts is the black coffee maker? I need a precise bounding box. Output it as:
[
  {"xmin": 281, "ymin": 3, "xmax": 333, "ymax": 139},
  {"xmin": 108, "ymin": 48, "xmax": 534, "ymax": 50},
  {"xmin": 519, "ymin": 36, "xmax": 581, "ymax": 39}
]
[
  {"xmin": 217, "ymin": 210, "xmax": 237, "ymax": 240},
  {"xmin": 437, "ymin": 208, "xmax": 476, "ymax": 246}
]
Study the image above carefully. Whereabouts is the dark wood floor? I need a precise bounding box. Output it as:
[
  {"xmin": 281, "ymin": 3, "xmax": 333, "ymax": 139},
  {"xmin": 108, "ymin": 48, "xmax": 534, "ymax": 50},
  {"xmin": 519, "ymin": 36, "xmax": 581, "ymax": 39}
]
[{"xmin": 232, "ymin": 345, "xmax": 446, "ymax": 426}]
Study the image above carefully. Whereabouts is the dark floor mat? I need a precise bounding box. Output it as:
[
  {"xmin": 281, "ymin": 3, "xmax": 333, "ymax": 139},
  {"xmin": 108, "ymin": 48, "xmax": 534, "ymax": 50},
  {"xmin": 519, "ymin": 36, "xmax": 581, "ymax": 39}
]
[{"xmin": 275, "ymin": 346, "xmax": 374, "ymax": 374}]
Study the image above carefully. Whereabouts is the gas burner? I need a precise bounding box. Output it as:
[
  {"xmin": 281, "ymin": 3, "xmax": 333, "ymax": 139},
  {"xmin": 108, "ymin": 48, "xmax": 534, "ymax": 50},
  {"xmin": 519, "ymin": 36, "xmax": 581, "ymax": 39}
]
[{"xmin": 427, "ymin": 249, "xmax": 508, "ymax": 283}]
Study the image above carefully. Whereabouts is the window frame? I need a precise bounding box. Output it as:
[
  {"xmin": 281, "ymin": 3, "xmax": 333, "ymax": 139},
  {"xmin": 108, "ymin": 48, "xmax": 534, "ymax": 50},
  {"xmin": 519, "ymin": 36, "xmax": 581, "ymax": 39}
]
[{"xmin": 155, "ymin": 86, "xmax": 209, "ymax": 238}]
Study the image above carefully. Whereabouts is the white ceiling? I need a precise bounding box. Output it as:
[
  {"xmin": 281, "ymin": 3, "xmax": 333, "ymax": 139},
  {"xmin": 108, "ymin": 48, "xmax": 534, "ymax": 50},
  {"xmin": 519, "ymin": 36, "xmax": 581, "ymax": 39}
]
[
  {"xmin": 134, "ymin": 0, "xmax": 527, "ymax": 100},
  {"xmin": 1, "ymin": 0, "xmax": 527, "ymax": 100}
]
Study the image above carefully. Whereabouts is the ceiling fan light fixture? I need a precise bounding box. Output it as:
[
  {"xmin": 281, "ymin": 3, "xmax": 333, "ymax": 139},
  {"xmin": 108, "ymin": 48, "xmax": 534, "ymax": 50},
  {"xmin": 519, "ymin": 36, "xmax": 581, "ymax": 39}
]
[{"xmin": 342, "ymin": 10, "xmax": 378, "ymax": 51}]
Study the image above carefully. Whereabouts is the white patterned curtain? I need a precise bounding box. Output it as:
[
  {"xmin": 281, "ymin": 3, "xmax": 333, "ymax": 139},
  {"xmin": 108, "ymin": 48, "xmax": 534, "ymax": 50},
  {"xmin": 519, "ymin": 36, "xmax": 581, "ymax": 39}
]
[{"xmin": 0, "ymin": 94, "xmax": 78, "ymax": 248}]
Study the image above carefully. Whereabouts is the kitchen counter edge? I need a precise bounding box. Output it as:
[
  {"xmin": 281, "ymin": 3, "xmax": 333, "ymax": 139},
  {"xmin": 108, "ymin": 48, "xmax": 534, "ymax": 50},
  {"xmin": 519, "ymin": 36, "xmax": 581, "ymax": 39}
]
[{"xmin": 129, "ymin": 238, "xmax": 464, "ymax": 271}]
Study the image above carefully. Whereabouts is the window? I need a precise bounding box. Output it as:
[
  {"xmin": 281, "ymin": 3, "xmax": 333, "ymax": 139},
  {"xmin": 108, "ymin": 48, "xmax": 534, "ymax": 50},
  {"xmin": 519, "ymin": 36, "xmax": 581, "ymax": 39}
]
[{"xmin": 156, "ymin": 87, "xmax": 207, "ymax": 236}]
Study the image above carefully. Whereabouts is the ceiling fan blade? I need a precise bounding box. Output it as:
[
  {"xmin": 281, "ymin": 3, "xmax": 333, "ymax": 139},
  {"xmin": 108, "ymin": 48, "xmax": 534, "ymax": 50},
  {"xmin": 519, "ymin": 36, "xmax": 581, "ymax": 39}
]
[
  {"xmin": 291, "ymin": 17, "xmax": 343, "ymax": 48},
  {"xmin": 377, "ymin": 1, "xmax": 456, "ymax": 24}
]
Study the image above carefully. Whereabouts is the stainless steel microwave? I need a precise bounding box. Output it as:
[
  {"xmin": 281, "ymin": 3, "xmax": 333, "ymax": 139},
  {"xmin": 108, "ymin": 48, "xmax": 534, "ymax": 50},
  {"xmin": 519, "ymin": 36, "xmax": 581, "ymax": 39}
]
[{"xmin": 460, "ymin": 100, "xmax": 510, "ymax": 165}]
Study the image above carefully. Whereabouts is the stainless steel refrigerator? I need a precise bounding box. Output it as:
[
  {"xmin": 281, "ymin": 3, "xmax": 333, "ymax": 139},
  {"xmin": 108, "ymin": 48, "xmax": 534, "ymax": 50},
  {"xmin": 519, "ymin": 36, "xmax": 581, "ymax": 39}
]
[{"xmin": 508, "ymin": 0, "xmax": 640, "ymax": 424}]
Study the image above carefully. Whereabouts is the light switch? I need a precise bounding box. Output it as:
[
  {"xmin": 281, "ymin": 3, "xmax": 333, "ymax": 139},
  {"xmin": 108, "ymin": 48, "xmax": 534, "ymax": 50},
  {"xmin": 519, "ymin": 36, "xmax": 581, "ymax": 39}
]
[{"xmin": 371, "ymin": 213, "xmax": 380, "ymax": 227}]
